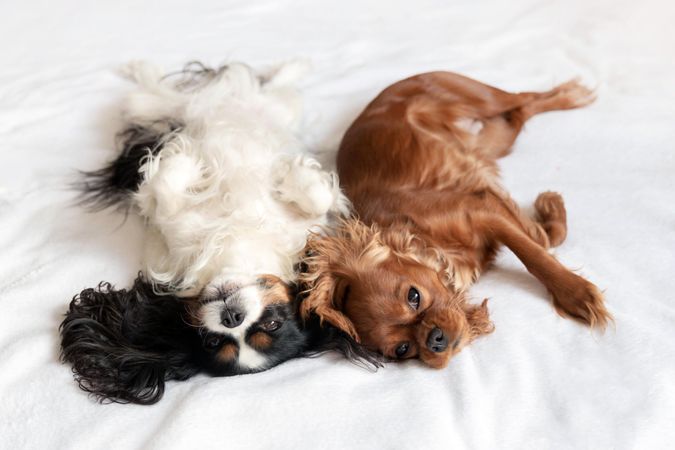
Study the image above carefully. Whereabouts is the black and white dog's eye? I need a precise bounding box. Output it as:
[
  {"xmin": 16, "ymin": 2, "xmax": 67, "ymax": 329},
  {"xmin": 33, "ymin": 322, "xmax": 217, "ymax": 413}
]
[
  {"xmin": 260, "ymin": 320, "xmax": 281, "ymax": 332},
  {"xmin": 204, "ymin": 335, "xmax": 222, "ymax": 349},
  {"xmin": 395, "ymin": 342, "xmax": 410, "ymax": 358},
  {"xmin": 407, "ymin": 287, "xmax": 421, "ymax": 309}
]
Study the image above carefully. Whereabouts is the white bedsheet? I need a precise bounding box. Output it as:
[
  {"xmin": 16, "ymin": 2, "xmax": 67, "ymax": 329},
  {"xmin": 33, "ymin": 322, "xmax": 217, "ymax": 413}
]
[{"xmin": 1, "ymin": 1, "xmax": 673, "ymax": 448}]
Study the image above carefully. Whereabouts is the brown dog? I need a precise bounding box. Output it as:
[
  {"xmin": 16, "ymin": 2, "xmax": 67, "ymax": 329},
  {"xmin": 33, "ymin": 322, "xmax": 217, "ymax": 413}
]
[{"xmin": 300, "ymin": 72, "xmax": 611, "ymax": 368}]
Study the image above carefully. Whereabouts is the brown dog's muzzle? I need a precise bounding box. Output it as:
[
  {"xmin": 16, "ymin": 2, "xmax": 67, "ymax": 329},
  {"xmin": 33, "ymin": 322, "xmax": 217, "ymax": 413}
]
[{"xmin": 417, "ymin": 309, "xmax": 470, "ymax": 368}]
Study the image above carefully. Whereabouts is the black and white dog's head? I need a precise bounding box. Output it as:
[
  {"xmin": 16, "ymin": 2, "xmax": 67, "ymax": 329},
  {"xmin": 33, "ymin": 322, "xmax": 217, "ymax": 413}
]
[
  {"xmin": 60, "ymin": 274, "xmax": 308, "ymax": 404},
  {"xmin": 193, "ymin": 273, "xmax": 307, "ymax": 372},
  {"xmin": 60, "ymin": 274, "xmax": 381, "ymax": 404}
]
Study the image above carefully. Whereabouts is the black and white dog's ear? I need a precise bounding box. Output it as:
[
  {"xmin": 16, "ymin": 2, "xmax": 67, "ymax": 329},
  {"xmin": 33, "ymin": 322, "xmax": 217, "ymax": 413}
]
[
  {"xmin": 300, "ymin": 313, "xmax": 384, "ymax": 370},
  {"xmin": 59, "ymin": 276, "xmax": 199, "ymax": 405}
]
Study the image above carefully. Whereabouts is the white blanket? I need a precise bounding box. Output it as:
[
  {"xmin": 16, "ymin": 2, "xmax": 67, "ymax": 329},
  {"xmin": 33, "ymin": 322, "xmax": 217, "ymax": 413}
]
[{"xmin": 1, "ymin": 0, "xmax": 673, "ymax": 448}]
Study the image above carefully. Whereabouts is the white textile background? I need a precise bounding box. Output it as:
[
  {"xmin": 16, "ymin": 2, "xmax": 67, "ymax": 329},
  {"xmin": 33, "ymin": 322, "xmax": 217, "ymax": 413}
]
[{"xmin": 1, "ymin": 1, "xmax": 673, "ymax": 449}]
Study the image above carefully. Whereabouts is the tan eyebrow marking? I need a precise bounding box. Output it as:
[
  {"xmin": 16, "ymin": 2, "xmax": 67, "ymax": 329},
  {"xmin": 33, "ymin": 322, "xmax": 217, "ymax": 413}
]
[
  {"xmin": 257, "ymin": 274, "xmax": 292, "ymax": 306},
  {"xmin": 217, "ymin": 343, "xmax": 238, "ymax": 362},
  {"xmin": 249, "ymin": 332, "xmax": 273, "ymax": 350}
]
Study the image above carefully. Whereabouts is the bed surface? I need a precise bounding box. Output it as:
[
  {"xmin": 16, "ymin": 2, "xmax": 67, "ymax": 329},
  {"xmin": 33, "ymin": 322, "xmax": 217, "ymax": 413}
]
[{"xmin": 1, "ymin": 0, "xmax": 673, "ymax": 448}]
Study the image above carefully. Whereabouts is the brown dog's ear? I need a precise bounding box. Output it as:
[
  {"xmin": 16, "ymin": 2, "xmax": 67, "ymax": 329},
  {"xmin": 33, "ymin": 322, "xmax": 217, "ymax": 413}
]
[
  {"xmin": 298, "ymin": 236, "xmax": 357, "ymax": 341},
  {"xmin": 298, "ymin": 219, "xmax": 388, "ymax": 343},
  {"xmin": 299, "ymin": 271, "xmax": 359, "ymax": 342},
  {"xmin": 465, "ymin": 299, "xmax": 494, "ymax": 340}
]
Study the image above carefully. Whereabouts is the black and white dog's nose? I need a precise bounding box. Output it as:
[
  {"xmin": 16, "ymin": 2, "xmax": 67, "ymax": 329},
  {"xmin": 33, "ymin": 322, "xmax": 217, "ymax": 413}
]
[{"xmin": 221, "ymin": 306, "xmax": 245, "ymax": 328}]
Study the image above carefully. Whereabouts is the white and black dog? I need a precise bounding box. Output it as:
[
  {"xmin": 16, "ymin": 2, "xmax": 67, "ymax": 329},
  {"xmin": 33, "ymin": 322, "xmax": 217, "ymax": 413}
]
[{"xmin": 60, "ymin": 61, "xmax": 373, "ymax": 404}]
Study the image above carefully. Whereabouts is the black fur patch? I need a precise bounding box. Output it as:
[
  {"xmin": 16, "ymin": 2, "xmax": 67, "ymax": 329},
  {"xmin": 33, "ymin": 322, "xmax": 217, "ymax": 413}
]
[
  {"xmin": 59, "ymin": 277, "xmax": 200, "ymax": 404},
  {"xmin": 76, "ymin": 122, "xmax": 181, "ymax": 211}
]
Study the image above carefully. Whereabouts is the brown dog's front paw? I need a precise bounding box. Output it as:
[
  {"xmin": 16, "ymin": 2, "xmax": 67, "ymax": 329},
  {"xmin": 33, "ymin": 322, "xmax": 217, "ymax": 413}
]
[
  {"xmin": 551, "ymin": 276, "xmax": 611, "ymax": 330},
  {"xmin": 535, "ymin": 191, "xmax": 567, "ymax": 247}
]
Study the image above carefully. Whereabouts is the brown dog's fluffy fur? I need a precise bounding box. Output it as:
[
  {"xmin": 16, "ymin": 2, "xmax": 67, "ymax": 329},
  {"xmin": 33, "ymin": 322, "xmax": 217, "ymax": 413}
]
[{"xmin": 300, "ymin": 72, "xmax": 611, "ymax": 368}]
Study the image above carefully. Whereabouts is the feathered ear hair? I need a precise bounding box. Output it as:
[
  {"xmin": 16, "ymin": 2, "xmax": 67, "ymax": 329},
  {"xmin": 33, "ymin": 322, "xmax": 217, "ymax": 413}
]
[
  {"xmin": 290, "ymin": 270, "xmax": 383, "ymax": 370},
  {"xmin": 296, "ymin": 219, "xmax": 392, "ymax": 342},
  {"xmin": 59, "ymin": 275, "xmax": 200, "ymax": 404}
]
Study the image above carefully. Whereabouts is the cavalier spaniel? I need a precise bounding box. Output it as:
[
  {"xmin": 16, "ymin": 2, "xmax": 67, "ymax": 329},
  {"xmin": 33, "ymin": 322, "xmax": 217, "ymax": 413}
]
[
  {"xmin": 300, "ymin": 72, "xmax": 611, "ymax": 368},
  {"xmin": 60, "ymin": 274, "xmax": 309, "ymax": 404},
  {"xmin": 60, "ymin": 61, "xmax": 360, "ymax": 403}
]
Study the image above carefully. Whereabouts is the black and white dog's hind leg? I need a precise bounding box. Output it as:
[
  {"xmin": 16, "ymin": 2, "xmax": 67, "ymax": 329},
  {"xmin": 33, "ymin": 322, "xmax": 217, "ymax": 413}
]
[{"xmin": 76, "ymin": 63, "xmax": 192, "ymax": 211}]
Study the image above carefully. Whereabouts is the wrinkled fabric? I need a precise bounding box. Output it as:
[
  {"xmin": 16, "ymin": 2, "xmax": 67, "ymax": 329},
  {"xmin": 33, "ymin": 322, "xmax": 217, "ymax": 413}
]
[{"xmin": 0, "ymin": 0, "xmax": 673, "ymax": 449}]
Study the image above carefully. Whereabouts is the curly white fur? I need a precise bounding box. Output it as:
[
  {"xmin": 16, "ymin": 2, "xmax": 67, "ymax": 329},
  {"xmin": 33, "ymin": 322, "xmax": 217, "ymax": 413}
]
[{"xmin": 122, "ymin": 61, "xmax": 349, "ymax": 298}]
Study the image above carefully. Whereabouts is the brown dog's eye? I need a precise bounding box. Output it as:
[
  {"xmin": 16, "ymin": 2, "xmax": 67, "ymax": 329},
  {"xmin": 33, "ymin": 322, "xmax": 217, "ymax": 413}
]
[
  {"xmin": 407, "ymin": 287, "xmax": 421, "ymax": 310},
  {"xmin": 395, "ymin": 342, "xmax": 409, "ymax": 358},
  {"xmin": 260, "ymin": 320, "xmax": 281, "ymax": 332}
]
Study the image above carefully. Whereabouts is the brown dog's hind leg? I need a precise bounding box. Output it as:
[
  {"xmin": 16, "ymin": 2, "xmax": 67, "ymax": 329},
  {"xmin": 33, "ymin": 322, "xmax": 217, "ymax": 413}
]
[
  {"xmin": 520, "ymin": 79, "xmax": 596, "ymax": 119},
  {"xmin": 471, "ymin": 79, "xmax": 596, "ymax": 159},
  {"xmin": 408, "ymin": 74, "xmax": 596, "ymax": 161},
  {"xmin": 534, "ymin": 191, "xmax": 568, "ymax": 247}
]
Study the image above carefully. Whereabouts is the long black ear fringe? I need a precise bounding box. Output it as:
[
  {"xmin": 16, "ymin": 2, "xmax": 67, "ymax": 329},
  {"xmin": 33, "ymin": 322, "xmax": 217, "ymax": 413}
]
[
  {"xmin": 59, "ymin": 276, "xmax": 199, "ymax": 405},
  {"xmin": 300, "ymin": 312, "xmax": 384, "ymax": 371},
  {"xmin": 76, "ymin": 122, "xmax": 181, "ymax": 212}
]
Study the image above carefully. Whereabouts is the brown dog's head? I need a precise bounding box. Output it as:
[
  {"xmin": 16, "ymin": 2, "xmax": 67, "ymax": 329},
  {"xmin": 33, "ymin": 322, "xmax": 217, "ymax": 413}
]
[{"xmin": 299, "ymin": 219, "xmax": 493, "ymax": 369}]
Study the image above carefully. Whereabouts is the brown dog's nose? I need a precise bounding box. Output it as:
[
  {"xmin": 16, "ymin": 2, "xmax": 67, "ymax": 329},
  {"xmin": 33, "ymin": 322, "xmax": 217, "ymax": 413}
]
[{"xmin": 426, "ymin": 327, "xmax": 449, "ymax": 352}]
